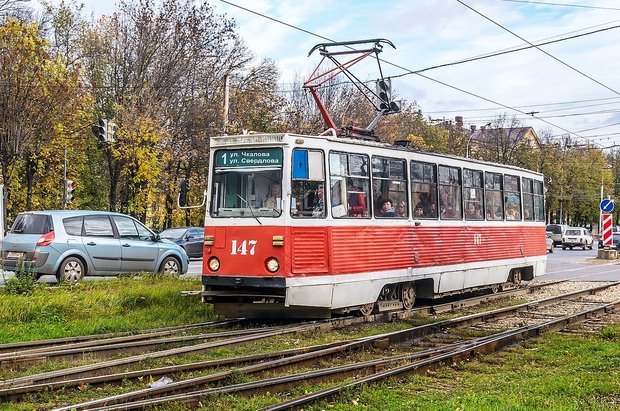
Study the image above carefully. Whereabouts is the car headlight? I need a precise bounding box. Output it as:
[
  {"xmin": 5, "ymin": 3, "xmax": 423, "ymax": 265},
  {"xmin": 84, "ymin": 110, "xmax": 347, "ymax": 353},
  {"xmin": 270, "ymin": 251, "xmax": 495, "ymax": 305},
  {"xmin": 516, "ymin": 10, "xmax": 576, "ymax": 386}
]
[
  {"xmin": 208, "ymin": 257, "xmax": 220, "ymax": 272},
  {"xmin": 265, "ymin": 257, "xmax": 280, "ymax": 273}
]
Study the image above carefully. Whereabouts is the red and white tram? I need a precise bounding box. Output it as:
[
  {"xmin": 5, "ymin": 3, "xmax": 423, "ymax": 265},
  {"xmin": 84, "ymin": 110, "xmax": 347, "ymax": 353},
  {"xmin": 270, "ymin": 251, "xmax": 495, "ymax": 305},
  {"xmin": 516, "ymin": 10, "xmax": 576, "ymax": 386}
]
[{"xmin": 200, "ymin": 130, "xmax": 547, "ymax": 318}]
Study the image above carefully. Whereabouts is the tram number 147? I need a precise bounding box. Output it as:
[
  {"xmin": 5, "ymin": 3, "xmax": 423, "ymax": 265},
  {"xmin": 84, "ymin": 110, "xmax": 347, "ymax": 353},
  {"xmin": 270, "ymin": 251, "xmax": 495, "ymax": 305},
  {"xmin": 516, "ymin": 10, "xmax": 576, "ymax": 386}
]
[{"xmin": 231, "ymin": 239, "xmax": 258, "ymax": 255}]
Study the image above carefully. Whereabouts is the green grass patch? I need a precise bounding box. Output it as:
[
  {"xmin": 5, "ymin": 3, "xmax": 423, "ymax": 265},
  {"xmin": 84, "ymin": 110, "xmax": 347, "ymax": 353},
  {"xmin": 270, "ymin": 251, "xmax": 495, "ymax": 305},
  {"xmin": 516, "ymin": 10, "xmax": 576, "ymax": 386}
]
[{"xmin": 0, "ymin": 276, "xmax": 214, "ymax": 342}]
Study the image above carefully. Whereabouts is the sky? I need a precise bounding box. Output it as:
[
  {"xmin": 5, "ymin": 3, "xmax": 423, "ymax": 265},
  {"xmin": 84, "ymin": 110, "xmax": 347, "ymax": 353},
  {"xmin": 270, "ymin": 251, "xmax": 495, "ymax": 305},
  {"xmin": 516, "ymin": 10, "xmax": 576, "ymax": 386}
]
[{"xmin": 37, "ymin": 0, "xmax": 620, "ymax": 149}]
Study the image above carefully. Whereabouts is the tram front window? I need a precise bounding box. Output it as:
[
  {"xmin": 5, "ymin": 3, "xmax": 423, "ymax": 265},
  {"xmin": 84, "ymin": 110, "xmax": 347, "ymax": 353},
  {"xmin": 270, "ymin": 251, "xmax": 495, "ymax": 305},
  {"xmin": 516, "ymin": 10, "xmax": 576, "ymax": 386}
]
[{"xmin": 210, "ymin": 169, "xmax": 283, "ymax": 218}]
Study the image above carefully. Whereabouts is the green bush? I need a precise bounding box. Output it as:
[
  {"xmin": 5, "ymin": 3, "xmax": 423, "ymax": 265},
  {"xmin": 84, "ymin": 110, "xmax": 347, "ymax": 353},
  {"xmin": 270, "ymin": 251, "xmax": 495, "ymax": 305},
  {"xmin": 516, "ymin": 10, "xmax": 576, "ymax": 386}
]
[{"xmin": 4, "ymin": 260, "xmax": 39, "ymax": 295}]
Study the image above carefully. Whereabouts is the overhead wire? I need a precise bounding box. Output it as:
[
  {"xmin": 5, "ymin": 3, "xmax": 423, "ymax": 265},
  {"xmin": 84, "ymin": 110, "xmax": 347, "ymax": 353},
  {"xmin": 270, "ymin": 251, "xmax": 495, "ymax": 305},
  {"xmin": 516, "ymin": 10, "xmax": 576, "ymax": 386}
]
[
  {"xmin": 218, "ymin": 0, "xmax": 612, "ymax": 144},
  {"xmin": 456, "ymin": 0, "xmax": 620, "ymax": 96},
  {"xmin": 502, "ymin": 0, "xmax": 620, "ymax": 11}
]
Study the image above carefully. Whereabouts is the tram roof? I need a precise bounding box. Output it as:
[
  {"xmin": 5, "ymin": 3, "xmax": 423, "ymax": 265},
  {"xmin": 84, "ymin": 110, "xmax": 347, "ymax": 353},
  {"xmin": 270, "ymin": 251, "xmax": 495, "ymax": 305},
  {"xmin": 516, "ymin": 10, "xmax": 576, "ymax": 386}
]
[{"xmin": 210, "ymin": 131, "xmax": 543, "ymax": 178}]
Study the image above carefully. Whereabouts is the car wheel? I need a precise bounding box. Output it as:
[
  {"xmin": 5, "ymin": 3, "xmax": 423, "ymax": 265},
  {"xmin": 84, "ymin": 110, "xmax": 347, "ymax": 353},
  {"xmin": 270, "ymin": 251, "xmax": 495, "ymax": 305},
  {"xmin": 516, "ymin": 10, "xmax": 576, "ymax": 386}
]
[
  {"xmin": 159, "ymin": 256, "xmax": 181, "ymax": 276},
  {"xmin": 549, "ymin": 247, "xmax": 554, "ymax": 253},
  {"xmin": 57, "ymin": 257, "xmax": 85, "ymax": 284},
  {"xmin": 562, "ymin": 246, "xmax": 566, "ymax": 250}
]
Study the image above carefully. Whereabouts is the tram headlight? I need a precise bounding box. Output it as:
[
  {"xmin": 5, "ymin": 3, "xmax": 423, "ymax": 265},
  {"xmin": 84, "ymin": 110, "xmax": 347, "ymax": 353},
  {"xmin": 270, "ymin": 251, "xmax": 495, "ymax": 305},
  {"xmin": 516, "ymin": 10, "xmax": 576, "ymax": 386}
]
[
  {"xmin": 208, "ymin": 257, "xmax": 220, "ymax": 272},
  {"xmin": 265, "ymin": 257, "xmax": 280, "ymax": 273}
]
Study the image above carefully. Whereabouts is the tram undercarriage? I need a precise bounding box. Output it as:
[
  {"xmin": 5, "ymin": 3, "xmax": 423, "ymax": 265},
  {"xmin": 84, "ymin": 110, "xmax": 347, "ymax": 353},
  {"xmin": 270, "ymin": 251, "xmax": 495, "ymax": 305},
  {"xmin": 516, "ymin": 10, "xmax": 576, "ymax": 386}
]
[{"xmin": 201, "ymin": 265, "xmax": 535, "ymax": 319}]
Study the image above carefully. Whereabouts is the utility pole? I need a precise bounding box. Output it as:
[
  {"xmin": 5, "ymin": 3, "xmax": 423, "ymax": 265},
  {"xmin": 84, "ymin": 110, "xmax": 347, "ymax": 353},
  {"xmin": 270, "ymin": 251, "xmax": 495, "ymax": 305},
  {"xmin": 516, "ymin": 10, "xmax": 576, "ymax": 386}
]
[
  {"xmin": 63, "ymin": 147, "xmax": 67, "ymax": 210},
  {"xmin": 223, "ymin": 74, "xmax": 230, "ymax": 134}
]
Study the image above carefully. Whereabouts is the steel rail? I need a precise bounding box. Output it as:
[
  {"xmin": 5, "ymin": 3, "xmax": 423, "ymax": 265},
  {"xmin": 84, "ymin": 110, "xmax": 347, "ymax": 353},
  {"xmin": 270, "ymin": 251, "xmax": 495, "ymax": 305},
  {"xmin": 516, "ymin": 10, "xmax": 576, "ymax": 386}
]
[
  {"xmin": 262, "ymin": 297, "xmax": 620, "ymax": 411},
  {"xmin": 0, "ymin": 320, "xmax": 238, "ymax": 353},
  {"xmin": 56, "ymin": 281, "xmax": 620, "ymax": 411},
  {"xmin": 0, "ymin": 340, "xmax": 353, "ymax": 399},
  {"xmin": 0, "ymin": 325, "xmax": 288, "ymax": 367},
  {"xmin": 83, "ymin": 296, "xmax": 620, "ymax": 411}
]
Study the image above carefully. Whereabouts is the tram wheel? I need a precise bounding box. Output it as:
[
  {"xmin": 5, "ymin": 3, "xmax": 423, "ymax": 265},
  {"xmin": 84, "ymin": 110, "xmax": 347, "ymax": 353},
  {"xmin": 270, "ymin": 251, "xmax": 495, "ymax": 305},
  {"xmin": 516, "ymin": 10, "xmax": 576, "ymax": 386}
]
[
  {"xmin": 512, "ymin": 269, "xmax": 522, "ymax": 286},
  {"xmin": 358, "ymin": 303, "xmax": 375, "ymax": 316},
  {"xmin": 490, "ymin": 284, "xmax": 500, "ymax": 294},
  {"xmin": 400, "ymin": 282, "xmax": 416, "ymax": 310}
]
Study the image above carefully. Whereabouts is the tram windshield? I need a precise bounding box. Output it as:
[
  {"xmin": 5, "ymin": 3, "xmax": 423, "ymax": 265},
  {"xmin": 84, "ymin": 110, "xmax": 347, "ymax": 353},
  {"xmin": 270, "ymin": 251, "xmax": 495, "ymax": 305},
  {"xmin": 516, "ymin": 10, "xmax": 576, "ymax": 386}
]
[{"xmin": 210, "ymin": 148, "xmax": 283, "ymax": 218}]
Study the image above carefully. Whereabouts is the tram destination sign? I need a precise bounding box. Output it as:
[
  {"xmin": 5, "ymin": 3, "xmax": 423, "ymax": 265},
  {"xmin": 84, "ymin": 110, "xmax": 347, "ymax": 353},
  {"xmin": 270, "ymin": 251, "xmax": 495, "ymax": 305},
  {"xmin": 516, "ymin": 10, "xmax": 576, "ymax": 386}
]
[{"xmin": 215, "ymin": 148, "xmax": 282, "ymax": 167}]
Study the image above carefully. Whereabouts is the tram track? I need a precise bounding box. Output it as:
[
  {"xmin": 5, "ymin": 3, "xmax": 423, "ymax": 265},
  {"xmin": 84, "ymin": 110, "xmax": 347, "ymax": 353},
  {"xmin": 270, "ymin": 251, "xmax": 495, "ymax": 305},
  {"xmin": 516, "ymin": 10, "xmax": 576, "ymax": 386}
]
[
  {"xmin": 0, "ymin": 283, "xmax": 617, "ymax": 409},
  {"xmin": 2, "ymin": 279, "xmax": 616, "ymax": 409},
  {"xmin": 0, "ymin": 279, "xmax": 564, "ymax": 386},
  {"xmin": 18, "ymin": 281, "xmax": 620, "ymax": 410}
]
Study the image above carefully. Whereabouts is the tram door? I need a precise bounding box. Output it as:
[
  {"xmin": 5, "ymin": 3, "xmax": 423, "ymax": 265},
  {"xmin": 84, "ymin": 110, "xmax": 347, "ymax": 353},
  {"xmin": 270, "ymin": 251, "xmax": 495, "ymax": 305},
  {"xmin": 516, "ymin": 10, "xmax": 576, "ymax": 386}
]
[{"xmin": 291, "ymin": 149, "xmax": 329, "ymax": 275}]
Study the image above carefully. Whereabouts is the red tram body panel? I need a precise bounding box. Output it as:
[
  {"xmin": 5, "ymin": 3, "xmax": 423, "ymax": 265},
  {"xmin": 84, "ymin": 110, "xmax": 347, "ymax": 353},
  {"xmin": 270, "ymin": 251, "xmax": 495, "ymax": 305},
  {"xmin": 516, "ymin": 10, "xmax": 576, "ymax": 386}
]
[{"xmin": 200, "ymin": 132, "xmax": 547, "ymax": 318}]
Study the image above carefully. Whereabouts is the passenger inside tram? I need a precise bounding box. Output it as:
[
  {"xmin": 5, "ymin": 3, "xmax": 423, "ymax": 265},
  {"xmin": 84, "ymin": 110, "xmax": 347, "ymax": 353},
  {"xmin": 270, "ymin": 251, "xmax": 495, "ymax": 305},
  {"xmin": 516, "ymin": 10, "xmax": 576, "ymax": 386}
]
[{"xmin": 264, "ymin": 183, "xmax": 281, "ymax": 209}]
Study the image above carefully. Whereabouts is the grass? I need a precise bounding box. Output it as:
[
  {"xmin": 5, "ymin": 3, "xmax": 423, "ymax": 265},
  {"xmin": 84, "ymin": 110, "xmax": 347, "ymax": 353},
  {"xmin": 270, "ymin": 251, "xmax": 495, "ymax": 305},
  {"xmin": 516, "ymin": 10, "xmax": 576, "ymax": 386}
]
[{"xmin": 0, "ymin": 276, "xmax": 214, "ymax": 342}]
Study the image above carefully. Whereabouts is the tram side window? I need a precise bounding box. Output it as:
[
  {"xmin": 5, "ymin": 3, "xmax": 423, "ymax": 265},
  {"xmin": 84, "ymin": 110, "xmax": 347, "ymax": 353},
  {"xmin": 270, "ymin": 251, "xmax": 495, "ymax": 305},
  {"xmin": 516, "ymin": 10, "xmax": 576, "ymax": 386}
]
[
  {"xmin": 464, "ymin": 169, "xmax": 484, "ymax": 220},
  {"xmin": 291, "ymin": 149, "xmax": 326, "ymax": 218},
  {"xmin": 504, "ymin": 174, "xmax": 521, "ymax": 221},
  {"xmin": 411, "ymin": 161, "xmax": 437, "ymax": 218},
  {"xmin": 329, "ymin": 152, "xmax": 370, "ymax": 218},
  {"xmin": 438, "ymin": 165, "xmax": 462, "ymax": 220},
  {"xmin": 372, "ymin": 156, "xmax": 408, "ymax": 218},
  {"xmin": 533, "ymin": 180, "xmax": 545, "ymax": 221},
  {"xmin": 522, "ymin": 178, "xmax": 534, "ymax": 221},
  {"xmin": 485, "ymin": 172, "xmax": 504, "ymax": 220}
]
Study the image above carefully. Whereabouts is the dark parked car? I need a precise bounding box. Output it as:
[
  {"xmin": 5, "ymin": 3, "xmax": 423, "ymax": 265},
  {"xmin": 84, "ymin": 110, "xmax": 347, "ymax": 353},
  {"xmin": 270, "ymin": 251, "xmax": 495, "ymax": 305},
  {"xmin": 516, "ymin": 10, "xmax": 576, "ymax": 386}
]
[
  {"xmin": 598, "ymin": 225, "xmax": 620, "ymax": 249},
  {"xmin": 159, "ymin": 227, "xmax": 204, "ymax": 258},
  {"xmin": 1, "ymin": 210, "xmax": 189, "ymax": 284}
]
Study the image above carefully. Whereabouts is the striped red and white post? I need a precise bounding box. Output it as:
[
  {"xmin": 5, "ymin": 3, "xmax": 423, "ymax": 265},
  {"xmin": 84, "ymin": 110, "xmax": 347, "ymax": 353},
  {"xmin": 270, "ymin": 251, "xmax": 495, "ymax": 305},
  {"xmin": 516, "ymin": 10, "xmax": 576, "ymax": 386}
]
[{"xmin": 602, "ymin": 213, "xmax": 613, "ymax": 247}]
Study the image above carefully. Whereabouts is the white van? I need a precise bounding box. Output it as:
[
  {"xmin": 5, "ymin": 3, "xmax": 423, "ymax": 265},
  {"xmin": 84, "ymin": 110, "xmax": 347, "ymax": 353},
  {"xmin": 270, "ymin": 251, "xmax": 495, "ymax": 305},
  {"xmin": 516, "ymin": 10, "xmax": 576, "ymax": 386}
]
[{"xmin": 546, "ymin": 224, "xmax": 568, "ymax": 247}]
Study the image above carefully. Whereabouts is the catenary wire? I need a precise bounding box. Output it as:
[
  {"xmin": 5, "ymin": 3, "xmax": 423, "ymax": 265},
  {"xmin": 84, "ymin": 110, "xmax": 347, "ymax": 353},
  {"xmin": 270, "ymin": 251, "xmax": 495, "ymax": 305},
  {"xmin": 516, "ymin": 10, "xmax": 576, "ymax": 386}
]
[
  {"xmin": 502, "ymin": 0, "xmax": 620, "ymax": 11},
  {"xmin": 218, "ymin": 0, "xmax": 601, "ymax": 144},
  {"xmin": 457, "ymin": 0, "xmax": 620, "ymax": 96}
]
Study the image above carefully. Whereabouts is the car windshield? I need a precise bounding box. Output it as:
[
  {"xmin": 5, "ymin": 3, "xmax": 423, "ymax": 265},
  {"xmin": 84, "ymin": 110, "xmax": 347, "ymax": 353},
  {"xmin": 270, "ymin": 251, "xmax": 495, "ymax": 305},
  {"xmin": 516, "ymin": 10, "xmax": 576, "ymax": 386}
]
[
  {"xmin": 546, "ymin": 225, "xmax": 563, "ymax": 234},
  {"xmin": 565, "ymin": 229, "xmax": 580, "ymax": 236},
  {"xmin": 159, "ymin": 228, "xmax": 187, "ymax": 239},
  {"xmin": 11, "ymin": 214, "xmax": 52, "ymax": 234}
]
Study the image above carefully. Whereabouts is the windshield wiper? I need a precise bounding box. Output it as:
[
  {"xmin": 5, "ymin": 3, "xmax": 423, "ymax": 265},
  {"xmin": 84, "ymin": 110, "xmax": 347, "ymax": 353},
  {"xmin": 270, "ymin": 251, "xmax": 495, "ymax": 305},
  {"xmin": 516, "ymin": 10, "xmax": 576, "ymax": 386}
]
[{"xmin": 237, "ymin": 195, "xmax": 262, "ymax": 225}]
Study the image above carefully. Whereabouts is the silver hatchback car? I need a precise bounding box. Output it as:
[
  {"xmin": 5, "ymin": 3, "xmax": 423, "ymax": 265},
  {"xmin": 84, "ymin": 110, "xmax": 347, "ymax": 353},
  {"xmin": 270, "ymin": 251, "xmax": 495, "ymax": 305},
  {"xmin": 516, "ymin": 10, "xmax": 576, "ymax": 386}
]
[{"xmin": 1, "ymin": 210, "xmax": 189, "ymax": 283}]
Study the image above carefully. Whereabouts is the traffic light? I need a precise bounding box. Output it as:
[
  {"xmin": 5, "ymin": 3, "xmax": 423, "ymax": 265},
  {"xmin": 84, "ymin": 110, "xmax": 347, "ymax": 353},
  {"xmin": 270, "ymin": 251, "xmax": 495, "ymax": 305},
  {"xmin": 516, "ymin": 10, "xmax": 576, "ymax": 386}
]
[
  {"xmin": 376, "ymin": 79, "xmax": 400, "ymax": 113},
  {"xmin": 65, "ymin": 179, "xmax": 75, "ymax": 204},
  {"xmin": 92, "ymin": 119, "xmax": 108, "ymax": 143},
  {"xmin": 91, "ymin": 119, "xmax": 116, "ymax": 144},
  {"xmin": 178, "ymin": 179, "xmax": 188, "ymax": 207},
  {"xmin": 107, "ymin": 120, "xmax": 116, "ymax": 143}
]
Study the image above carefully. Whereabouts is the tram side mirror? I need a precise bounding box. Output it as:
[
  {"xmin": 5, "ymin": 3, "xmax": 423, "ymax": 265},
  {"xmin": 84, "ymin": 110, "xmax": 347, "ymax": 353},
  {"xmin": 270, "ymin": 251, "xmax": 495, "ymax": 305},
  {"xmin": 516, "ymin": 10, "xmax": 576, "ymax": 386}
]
[
  {"xmin": 179, "ymin": 179, "xmax": 188, "ymax": 207},
  {"xmin": 177, "ymin": 178, "xmax": 207, "ymax": 209}
]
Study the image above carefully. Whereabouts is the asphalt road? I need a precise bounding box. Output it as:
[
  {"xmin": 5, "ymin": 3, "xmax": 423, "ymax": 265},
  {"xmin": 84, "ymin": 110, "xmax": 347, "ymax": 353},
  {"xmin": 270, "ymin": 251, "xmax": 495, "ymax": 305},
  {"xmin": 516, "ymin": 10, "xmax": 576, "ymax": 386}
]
[
  {"xmin": 540, "ymin": 245, "xmax": 620, "ymax": 282},
  {"xmin": 1, "ymin": 248, "xmax": 619, "ymax": 286}
]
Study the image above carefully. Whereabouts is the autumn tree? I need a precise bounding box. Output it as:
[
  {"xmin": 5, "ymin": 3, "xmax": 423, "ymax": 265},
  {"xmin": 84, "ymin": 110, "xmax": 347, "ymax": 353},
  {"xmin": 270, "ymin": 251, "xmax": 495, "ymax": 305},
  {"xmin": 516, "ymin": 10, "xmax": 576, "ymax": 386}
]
[{"xmin": 0, "ymin": 18, "xmax": 89, "ymax": 224}]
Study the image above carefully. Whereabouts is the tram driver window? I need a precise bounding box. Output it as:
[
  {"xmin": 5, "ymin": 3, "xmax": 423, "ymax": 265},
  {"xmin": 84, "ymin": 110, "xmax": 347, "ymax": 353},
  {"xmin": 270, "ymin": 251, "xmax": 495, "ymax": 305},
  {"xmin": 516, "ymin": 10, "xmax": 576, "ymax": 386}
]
[
  {"xmin": 329, "ymin": 152, "xmax": 370, "ymax": 218},
  {"xmin": 210, "ymin": 148, "xmax": 283, "ymax": 218},
  {"xmin": 291, "ymin": 149, "xmax": 326, "ymax": 218}
]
